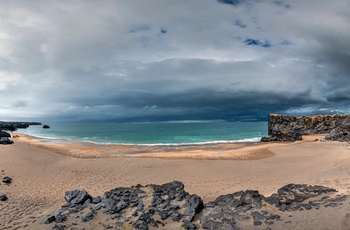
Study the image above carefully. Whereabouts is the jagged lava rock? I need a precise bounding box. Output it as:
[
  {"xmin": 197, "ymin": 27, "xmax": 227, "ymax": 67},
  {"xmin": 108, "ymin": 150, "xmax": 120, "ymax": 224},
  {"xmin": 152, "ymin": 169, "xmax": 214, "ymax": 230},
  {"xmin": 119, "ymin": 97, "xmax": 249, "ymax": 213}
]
[
  {"xmin": 47, "ymin": 182, "xmax": 347, "ymax": 229},
  {"xmin": 261, "ymin": 114, "xmax": 350, "ymax": 142},
  {"xmin": 64, "ymin": 190, "xmax": 91, "ymax": 205},
  {"xmin": 201, "ymin": 190, "xmax": 265, "ymax": 229},
  {"xmin": 276, "ymin": 184, "xmax": 336, "ymax": 205}
]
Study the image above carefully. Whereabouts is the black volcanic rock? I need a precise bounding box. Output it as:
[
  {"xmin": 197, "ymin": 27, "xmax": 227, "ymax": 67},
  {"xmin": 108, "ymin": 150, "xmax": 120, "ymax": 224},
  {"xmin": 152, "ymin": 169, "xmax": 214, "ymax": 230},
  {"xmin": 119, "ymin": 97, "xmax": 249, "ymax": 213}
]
[
  {"xmin": 261, "ymin": 130, "xmax": 302, "ymax": 142},
  {"xmin": 276, "ymin": 184, "xmax": 336, "ymax": 205},
  {"xmin": 2, "ymin": 176, "xmax": 12, "ymax": 184},
  {"xmin": 0, "ymin": 194, "xmax": 8, "ymax": 201},
  {"xmin": 43, "ymin": 124, "xmax": 50, "ymax": 129},
  {"xmin": 0, "ymin": 121, "xmax": 41, "ymax": 131},
  {"xmin": 45, "ymin": 216, "xmax": 56, "ymax": 224},
  {"xmin": 46, "ymin": 182, "xmax": 347, "ymax": 229},
  {"xmin": 0, "ymin": 131, "xmax": 11, "ymax": 138},
  {"xmin": 261, "ymin": 114, "xmax": 350, "ymax": 142},
  {"xmin": 325, "ymin": 127, "xmax": 350, "ymax": 142},
  {"xmin": 64, "ymin": 190, "xmax": 91, "ymax": 205},
  {"xmin": 181, "ymin": 220, "xmax": 197, "ymax": 230},
  {"xmin": 182, "ymin": 194, "xmax": 204, "ymax": 221},
  {"xmin": 0, "ymin": 137, "xmax": 13, "ymax": 145}
]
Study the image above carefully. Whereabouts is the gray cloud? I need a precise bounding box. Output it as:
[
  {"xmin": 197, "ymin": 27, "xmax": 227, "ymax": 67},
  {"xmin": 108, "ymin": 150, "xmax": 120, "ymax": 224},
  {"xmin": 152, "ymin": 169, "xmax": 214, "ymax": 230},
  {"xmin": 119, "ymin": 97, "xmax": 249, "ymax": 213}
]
[{"xmin": 0, "ymin": 0, "xmax": 350, "ymax": 121}]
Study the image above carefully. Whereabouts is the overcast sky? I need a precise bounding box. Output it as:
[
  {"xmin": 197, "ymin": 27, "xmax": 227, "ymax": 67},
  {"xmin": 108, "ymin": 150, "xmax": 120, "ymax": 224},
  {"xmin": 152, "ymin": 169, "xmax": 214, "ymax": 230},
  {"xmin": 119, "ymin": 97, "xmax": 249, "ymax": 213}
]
[{"xmin": 1, "ymin": 0, "xmax": 349, "ymax": 122}]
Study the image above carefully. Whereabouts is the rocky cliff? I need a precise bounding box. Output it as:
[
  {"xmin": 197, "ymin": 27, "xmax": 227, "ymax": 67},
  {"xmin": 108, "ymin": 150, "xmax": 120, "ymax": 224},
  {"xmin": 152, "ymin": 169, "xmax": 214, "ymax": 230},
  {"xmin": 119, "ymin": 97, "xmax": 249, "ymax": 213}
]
[{"xmin": 261, "ymin": 114, "xmax": 350, "ymax": 142}]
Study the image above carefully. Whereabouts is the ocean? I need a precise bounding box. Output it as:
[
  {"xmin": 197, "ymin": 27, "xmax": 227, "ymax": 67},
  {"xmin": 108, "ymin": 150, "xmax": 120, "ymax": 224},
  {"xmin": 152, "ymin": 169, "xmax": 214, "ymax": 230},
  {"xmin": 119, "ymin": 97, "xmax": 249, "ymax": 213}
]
[{"xmin": 17, "ymin": 121, "xmax": 268, "ymax": 145}]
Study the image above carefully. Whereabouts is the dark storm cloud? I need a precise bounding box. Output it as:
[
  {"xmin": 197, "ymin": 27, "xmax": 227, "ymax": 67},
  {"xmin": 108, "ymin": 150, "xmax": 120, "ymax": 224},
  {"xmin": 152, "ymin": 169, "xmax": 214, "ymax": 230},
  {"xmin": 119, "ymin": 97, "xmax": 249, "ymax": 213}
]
[{"xmin": 0, "ymin": 0, "xmax": 350, "ymax": 121}]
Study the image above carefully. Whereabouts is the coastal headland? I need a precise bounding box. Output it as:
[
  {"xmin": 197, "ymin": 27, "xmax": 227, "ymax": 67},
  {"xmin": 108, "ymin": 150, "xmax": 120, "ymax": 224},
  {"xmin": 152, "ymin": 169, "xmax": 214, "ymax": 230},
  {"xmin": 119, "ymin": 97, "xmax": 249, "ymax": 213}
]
[
  {"xmin": 1, "ymin": 116, "xmax": 350, "ymax": 229},
  {"xmin": 261, "ymin": 114, "xmax": 350, "ymax": 142}
]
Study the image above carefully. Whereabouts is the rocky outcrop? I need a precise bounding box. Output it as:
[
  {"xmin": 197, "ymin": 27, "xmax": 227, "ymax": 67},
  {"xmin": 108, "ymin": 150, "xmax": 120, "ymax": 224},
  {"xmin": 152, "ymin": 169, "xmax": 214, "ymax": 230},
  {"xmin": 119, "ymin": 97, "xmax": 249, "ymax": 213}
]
[
  {"xmin": 261, "ymin": 114, "xmax": 350, "ymax": 142},
  {"xmin": 43, "ymin": 125, "xmax": 50, "ymax": 129},
  {"xmin": 0, "ymin": 121, "xmax": 41, "ymax": 144},
  {"xmin": 0, "ymin": 131, "xmax": 13, "ymax": 144},
  {"xmin": 47, "ymin": 181, "xmax": 204, "ymax": 230},
  {"xmin": 0, "ymin": 137, "xmax": 13, "ymax": 145},
  {"xmin": 46, "ymin": 182, "xmax": 347, "ymax": 230},
  {"xmin": 1, "ymin": 130, "xmax": 12, "ymax": 145},
  {"xmin": 0, "ymin": 121, "xmax": 41, "ymax": 131},
  {"xmin": 325, "ymin": 127, "xmax": 350, "ymax": 142},
  {"xmin": 0, "ymin": 131, "xmax": 11, "ymax": 138},
  {"xmin": 201, "ymin": 183, "xmax": 343, "ymax": 229},
  {"xmin": 261, "ymin": 130, "xmax": 302, "ymax": 142}
]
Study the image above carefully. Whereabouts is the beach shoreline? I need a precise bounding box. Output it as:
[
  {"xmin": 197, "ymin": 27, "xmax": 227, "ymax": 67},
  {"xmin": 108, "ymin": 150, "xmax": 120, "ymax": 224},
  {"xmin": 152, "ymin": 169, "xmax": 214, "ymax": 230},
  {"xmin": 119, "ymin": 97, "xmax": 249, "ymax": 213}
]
[
  {"xmin": 11, "ymin": 132, "xmax": 322, "ymax": 160},
  {"xmin": 1, "ymin": 133, "xmax": 350, "ymax": 229}
]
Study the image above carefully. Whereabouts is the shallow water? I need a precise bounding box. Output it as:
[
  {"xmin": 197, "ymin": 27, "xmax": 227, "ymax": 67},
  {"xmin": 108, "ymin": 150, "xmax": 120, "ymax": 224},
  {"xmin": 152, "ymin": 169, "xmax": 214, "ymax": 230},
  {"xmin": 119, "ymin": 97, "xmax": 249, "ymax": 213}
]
[{"xmin": 17, "ymin": 121, "xmax": 267, "ymax": 145}]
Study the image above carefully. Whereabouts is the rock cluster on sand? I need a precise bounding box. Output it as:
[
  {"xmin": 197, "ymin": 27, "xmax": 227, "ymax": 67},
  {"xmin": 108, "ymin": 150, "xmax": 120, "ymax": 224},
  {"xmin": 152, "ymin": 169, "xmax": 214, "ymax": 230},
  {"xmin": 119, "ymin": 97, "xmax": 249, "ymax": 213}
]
[
  {"xmin": 0, "ymin": 121, "xmax": 42, "ymax": 144},
  {"xmin": 0, "ymin": 131, "xmax": 11, "ymax": 137},
  {"xmin": 46, "ymin": 181, "xmax": 347, "ymax": 230},
  {"xmin": 0, "ymin": 136, "xmax": 13, "ymax": 145},
  {"xmin": 0, "ymin": 130, "xmax": 13, "ymax": 145},
  {"xmin": 261, "ymin": 114, "xmax": 350, "ymax": 142},
  {"xmin": 0, "ymin": 170, "xmax": 12, "ymax": 202}
]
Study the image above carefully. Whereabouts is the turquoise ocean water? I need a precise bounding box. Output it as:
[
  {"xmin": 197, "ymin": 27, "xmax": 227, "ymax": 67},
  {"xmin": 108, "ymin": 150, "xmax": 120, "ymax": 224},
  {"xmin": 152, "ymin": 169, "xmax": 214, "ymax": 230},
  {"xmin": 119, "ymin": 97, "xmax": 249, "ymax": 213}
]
[{"xmin": 17, "ymin": 121, "xmax": 268, "ymax": 145}]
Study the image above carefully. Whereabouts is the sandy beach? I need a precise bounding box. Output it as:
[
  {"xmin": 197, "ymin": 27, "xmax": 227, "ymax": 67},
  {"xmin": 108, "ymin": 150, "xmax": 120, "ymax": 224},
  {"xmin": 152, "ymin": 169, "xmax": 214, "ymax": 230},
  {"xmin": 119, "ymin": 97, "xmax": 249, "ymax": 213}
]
[{"xmin": 1, "ymin": 134, "xmax": 350, "ymax": 229}]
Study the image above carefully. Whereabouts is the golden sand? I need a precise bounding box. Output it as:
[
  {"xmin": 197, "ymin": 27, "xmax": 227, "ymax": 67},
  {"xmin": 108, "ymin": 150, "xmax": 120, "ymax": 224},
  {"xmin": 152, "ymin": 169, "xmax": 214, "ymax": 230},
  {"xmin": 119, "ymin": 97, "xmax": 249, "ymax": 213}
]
[{"xmin": 1, "ymin": 133, "xmax": 350, "ymax": 229}]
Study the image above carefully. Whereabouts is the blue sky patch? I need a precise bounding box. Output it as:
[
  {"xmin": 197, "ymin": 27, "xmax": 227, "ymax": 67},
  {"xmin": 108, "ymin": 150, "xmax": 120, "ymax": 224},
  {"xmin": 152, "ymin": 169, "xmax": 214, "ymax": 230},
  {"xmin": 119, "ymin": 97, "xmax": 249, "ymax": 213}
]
[
  {"xmin": 244, "ymin": 39, "xmax": 271, "ymax": 47},
  {"xmin": 273, "ymin": 0, "xmax": 291, "ymax": 9},
  {"xmin": 217, "ymin": 0, "xmax": 242, "ymax": 6}
]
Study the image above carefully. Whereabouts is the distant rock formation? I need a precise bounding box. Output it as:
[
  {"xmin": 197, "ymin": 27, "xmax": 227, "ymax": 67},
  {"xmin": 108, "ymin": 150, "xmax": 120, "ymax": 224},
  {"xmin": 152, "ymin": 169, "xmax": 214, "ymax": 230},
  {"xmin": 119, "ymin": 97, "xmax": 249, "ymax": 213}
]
[
  {"xmin": 0, "ymin": 121, "xmax": 41, "ymax": 131},
  {"xmin": 261, "ymin": 114, "xmax": 350, "ymax": 142},
  {"xmin": 45, "ymin": 181, "xmax": 347, "ymax": 230},
  {"xmin": 0, "ymin": 121, "xmax": 41, "ymax": 144},
  {"xmin": 43, "ymin": 125, "xmax": 50, "ymax": 129}
]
